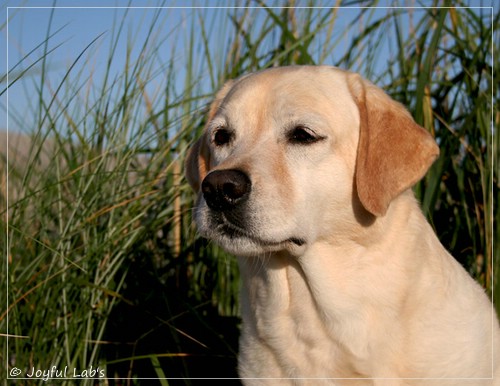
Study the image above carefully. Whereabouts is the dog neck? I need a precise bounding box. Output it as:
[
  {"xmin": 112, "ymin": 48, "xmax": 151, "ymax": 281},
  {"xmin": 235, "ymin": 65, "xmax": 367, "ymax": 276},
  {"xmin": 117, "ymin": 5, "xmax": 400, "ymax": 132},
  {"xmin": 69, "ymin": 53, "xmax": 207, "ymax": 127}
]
[{"xmin": 236, "ymin": 191, "xmax": 433, "ymax": 369}]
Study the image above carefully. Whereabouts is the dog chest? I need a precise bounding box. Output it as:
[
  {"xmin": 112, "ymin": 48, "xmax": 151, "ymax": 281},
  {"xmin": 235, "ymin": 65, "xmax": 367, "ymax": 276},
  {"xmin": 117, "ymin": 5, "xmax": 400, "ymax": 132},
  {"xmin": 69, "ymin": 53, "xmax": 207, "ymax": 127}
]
[{"xmin": 237, "ymin": 254, "xmax": 373, "ymax": 380}]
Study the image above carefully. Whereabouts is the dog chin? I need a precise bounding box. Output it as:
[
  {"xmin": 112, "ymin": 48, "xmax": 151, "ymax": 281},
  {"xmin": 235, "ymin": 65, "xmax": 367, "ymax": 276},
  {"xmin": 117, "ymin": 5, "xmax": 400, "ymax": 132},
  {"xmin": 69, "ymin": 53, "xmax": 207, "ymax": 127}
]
[
  {"xmin": 198, "ymin": 224, "xmax": 306, "ymax": 257},
  {"xmin": 214, "ymin": 234, "xmax": 280, "ymax": 256}
]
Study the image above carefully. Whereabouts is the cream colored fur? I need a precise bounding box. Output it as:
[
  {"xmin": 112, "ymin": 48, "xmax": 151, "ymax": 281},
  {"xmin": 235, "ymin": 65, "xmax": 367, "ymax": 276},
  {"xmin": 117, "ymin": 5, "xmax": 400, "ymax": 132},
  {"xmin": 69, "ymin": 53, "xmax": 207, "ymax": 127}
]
[{"xmin": 185, "ymin": 66, "xmax": 500, "ymax": 385}]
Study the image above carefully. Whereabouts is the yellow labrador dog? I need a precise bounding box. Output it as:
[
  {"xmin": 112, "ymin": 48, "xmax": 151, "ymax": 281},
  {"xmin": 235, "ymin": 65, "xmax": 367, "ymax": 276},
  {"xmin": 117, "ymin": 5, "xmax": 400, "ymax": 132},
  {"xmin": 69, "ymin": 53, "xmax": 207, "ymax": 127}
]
[{"xmin": 185, "ymin": 66, "xmax": 499, "ymax": 385}]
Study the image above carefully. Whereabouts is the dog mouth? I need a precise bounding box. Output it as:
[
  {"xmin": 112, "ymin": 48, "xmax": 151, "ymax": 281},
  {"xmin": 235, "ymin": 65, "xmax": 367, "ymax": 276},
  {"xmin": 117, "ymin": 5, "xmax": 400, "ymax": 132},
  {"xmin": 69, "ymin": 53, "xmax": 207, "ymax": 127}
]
[{"xmin": 215, "ymin": 216, "xmax": 306, "ymax": 248}]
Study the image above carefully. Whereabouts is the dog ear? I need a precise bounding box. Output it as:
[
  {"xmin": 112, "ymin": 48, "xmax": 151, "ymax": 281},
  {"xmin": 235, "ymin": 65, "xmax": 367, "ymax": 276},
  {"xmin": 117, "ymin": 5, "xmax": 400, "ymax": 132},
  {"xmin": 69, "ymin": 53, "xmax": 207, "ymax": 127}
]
[
  {"xmin": 185, "ymin": 80, "xmax": 235, "ymax": 192},
  {"xmin": 185, "ymin": 133, "xmax": 209, "ymax": 192},
  {"xmin": 348, "ymin": 74, "xmax": 439, "ymax": 217}
]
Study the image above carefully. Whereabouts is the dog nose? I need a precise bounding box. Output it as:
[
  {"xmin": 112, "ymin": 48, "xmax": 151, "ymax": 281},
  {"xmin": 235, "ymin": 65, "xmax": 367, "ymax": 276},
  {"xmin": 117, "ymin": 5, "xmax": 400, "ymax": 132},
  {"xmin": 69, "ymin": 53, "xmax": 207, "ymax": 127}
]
[{"xmin": 201, "ymin": 169, "xmax": 251, "ymax": 211}]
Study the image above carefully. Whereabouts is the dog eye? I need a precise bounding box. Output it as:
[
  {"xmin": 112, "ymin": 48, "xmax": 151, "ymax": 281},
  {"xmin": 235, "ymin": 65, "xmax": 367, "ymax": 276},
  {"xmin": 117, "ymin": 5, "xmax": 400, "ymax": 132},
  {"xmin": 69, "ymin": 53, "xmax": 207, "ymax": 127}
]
[
  {"xmin": 212, "ymin": 128, "xmax": 233, "ymax": 146},
  {"xmin": 288, "ymin": 126, "xmax": 322, "ymax": 145}
]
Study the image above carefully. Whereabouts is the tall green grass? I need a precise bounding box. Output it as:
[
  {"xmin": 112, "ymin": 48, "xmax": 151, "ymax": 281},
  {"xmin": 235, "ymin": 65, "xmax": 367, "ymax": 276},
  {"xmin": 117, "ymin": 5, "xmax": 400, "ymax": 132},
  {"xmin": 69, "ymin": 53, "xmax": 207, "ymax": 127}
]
[{"xmin": 1, "ymin": 2, "xmax": 497, "ymax": 383}]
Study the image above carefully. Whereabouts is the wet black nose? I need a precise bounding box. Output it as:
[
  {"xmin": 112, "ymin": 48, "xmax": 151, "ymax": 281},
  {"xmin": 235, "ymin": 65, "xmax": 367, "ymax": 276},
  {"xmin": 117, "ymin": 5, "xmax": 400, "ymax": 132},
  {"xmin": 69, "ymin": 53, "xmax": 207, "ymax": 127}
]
[{"xmin": 201, "ymin": 169, "xmax": 251, "ymax": 212}]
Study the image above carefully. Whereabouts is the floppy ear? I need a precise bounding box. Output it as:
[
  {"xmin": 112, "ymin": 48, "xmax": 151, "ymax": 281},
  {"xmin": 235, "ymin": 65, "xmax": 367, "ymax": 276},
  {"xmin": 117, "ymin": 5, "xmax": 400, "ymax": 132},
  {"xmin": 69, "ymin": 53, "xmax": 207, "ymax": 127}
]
[
  {"xmin": 185, "ymin": 133, "xmax": 209, "ymax": 192},
  {"xmin": 185, "ymin": 80, "xmax": 235, "ymax": 192},
  {"xmin": 348, "ymin": 74, "xmax": 440, "ymax": 217}
]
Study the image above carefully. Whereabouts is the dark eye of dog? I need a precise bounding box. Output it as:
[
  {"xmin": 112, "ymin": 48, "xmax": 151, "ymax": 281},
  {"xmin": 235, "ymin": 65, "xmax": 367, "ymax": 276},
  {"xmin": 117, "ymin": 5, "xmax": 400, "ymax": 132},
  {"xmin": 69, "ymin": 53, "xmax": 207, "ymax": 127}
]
[
  {"xmin": 288, "ymin": 126, "xmax": 322, "ymax": 145},
  {"xmin": 213, "ymin": 128, "xmax": 233, "ymax": 146}
]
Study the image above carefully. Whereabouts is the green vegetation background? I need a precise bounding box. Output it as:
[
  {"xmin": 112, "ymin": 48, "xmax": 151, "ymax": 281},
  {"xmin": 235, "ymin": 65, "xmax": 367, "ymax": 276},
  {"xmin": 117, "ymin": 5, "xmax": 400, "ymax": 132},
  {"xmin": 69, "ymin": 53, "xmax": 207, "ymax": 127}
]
[{"xmin": 1, "ymin": 2, "xmax": 498, "ymax": 384}]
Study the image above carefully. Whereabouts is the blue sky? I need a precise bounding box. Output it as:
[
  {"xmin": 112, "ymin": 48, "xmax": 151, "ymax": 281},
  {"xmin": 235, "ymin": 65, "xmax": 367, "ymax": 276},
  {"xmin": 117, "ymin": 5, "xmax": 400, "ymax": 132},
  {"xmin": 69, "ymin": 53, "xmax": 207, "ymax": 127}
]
[
  {"xmin": 1, "ymin": 0, "xmax": 496, "ymax": 134},
  {"xmin": 2, "ymin": 1, "xmax": 204, "ymax": 132}
]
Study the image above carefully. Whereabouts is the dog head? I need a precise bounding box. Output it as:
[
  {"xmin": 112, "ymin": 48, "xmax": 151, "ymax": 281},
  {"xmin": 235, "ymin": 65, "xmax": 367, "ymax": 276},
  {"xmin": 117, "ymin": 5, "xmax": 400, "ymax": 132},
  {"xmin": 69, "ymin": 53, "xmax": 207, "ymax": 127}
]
[{"xmin": 185, "ymin": 66, "xmax": 439, "ymax": 256}]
